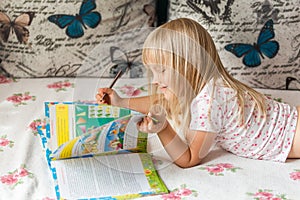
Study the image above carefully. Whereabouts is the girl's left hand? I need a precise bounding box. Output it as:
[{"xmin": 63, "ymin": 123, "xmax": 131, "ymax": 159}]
[{"xmin": 136, "ymin": 105, "xmax": 168, "ymax": 134}]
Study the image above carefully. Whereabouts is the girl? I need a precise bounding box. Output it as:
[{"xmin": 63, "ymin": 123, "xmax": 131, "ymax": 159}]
[{"xmin": 96, "ymin": 18, "xmax": 300, "ymax": 168}]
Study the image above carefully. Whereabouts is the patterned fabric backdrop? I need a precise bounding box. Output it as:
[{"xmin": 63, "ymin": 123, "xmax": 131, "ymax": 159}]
[
  {"xmin": 0, "ymin": 0, "xmax": 165, "ymax": 78},
  {"xmin": 1, "ymin": 0, "xmax": 299, "ymax": 90},
  {"xmin": 169, "ymin": 0, "xmax": 300, "ymax": 90}
]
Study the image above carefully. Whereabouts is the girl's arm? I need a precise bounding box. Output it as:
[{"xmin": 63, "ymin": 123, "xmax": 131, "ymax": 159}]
[
  {"xmin": 96, "ymin": 87, "xmax": 163, "ymax": 114},
  {"xmin": 157, "ymin": 123, "xmax": 215, "ymax": 168},
  {"xmin": 97, "ymin": 88, "xmax": 215, "ymax": 167},
  {"xmin": 119, "ymin": 95, "xmax": 163, "ymax": 114}
]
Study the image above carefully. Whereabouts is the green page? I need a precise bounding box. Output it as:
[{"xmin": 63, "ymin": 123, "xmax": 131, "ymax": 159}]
[
  {"xmin": 46, "ymin": 103, "xmax": 147, "ymax": 159},
  {"xmin": 51, "ymin": 114, "xmax": 148, "ymax": 160}
]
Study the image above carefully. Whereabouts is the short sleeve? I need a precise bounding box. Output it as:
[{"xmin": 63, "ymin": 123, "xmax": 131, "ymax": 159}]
[{"xmin": 189, "ymin": 85, "xmax": 222, "ymax": 133}]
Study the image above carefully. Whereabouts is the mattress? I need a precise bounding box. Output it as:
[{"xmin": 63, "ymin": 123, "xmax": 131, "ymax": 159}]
[{"xmin": 1, "ymin": 77, "xmax": 300, "ymax": 200}]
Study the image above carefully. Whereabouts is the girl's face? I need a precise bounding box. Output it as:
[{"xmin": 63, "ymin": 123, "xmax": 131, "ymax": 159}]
[{"xmin": 149, "ymin": 65, "xmax": 176, "ymax": 100}]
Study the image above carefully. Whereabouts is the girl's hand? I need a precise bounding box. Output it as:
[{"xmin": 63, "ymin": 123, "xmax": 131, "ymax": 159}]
[
  {"xmin": 136, "ymin": 104, "xmax": 168, "ymax": 134},
  {"xmin": 96, "ymin": 88, "xmax": 123, "ymax": 106}
]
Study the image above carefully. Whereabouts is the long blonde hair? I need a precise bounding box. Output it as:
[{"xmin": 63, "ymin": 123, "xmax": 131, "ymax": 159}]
[{"xmin": 142, "ymin": 18, "xmax": 266, "ymax": 132}]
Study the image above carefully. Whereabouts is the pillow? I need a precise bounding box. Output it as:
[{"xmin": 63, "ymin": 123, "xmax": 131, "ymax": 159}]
[
  {"xmin": 168, "ymin": 0, "xmax": 300, "ymax": 90},
  {"xmin": 0, "ymin": 0, "xmax": 168, "ymax": 78}
]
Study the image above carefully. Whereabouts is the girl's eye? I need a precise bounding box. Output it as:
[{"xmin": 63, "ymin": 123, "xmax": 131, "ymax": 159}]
[{"xmin": 161, "ymin": 69, "xmax": 166, "ymax": 73}]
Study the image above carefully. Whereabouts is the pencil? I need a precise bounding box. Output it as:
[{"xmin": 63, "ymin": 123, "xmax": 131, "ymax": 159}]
[
  {"xmin": 108, "ymin": 70, "xmax": 123, "ymax": 88},
  {"xmin": 101, "ymin": 70, "xmax": 123, "ymax": 100},
  {"xmin": 101, "ymin": 70, "xmax": 159, "ymax": 124},
  {"xmin": 148, "ymin": 115, "xmax": 159, "ymax": 124}
]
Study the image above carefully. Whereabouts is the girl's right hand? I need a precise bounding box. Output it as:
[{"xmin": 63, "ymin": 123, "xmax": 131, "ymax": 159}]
[{"xmin": 96, "ymin": 88, "xmax": 123, "ymax": 106}]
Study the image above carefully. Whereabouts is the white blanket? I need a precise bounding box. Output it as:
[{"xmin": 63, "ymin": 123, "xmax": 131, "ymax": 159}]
[{"xmin": 1, "ymin": 77, "xmax": 300, "ymax": 200}]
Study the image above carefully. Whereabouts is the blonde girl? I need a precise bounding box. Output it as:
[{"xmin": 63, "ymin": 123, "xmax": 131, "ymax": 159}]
[{"xmin": 96, "ymin": 18, "xmax": 300, "ymax": 168}]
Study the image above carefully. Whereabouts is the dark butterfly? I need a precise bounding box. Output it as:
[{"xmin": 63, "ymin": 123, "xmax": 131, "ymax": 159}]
[
  {"xmin": 225, "ymin": 19, "xmax": 279, "ymax": 67},
  {"xmin": 201, "ymin": 0, "xmax": 222, "ymax": 15},
  {"xmin": 0, "ymin": 12, "xmax": 35, "ymax": 44},
  {"xmin": 143, "ymin": 4, "xmax": 156, "ymax": 27},
  {"xmin": 109, "ymin": 46, "xmax": 144, "ymax": 78},
  {"xmin": 186, "ymin": 0, "xmax": 234, "ymax": 24},
  {"xmin": 48, "ymin": 0, "xmax": 101, "ymax": 38},
  {"xmin": 286, "ymin": 77, "xmax": 300, "ymax": 90}
]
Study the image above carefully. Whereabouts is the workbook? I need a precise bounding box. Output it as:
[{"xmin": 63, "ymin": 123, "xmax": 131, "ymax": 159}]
[{"xmin": 38, "ymin": 102, "xmax": 168, "ymax": 200}]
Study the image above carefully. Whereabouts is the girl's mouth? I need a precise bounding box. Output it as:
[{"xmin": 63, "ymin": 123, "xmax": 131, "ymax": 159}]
[{"xmin": 159, "ymin": 86, "xmax": 168, "ymax": 91}]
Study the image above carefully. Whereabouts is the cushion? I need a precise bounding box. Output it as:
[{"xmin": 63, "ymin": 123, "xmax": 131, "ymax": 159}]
[
  {"xmin": 168, "ymin": 0, "xmax": 300, "ymax": 90},
  {"xmin": 0, "ymin": 0, "xmax": 168, "ymax": 78}
]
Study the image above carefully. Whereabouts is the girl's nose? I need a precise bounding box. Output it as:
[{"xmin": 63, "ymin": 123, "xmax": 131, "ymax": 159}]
[{"xmin": 151, "ymin": 73, "xmax": 160, "ymax": 85}]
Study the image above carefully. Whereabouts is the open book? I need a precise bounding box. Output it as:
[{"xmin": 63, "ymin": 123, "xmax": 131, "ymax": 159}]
[{"xmin": 38, "ymin": 102, "xmax": 168, "ymax": 200}]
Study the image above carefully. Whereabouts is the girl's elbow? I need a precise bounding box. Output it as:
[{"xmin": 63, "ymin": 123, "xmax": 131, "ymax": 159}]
[{"xmin": 175, "ymin": 159, "xmax": 202, "ymax": 168}]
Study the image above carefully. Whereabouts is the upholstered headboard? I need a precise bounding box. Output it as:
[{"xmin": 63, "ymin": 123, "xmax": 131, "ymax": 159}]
[
  {"xmin": 1, "ymin": 0, "xmax": 299, "ymax": 90},
  {"xmin": 169, "ymin": 0, "xmax": 300, "ymax": 90},
  {"xmin": 0, "ymin": 0, "xmax": 168, "ymax": 78}
]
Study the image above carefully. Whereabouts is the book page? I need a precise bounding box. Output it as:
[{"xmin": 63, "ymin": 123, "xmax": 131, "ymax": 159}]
[
  {"xmin": 47, "ymin": 103, "xmax": 129, "ymax": 150},
  {"xmin": 48, "ymin": 103, "xmax": 76, "ymax": 150},
  {"xmin": 53, "ymin": 153, "xmax": 151, "ymax": 199},
  {"xmin": 50, "ymin": 114, "xmax": 147, "ymax": 159},
  {"xmin": 46, "ymin": 103, "xmax": 148, "ymax": 159}
]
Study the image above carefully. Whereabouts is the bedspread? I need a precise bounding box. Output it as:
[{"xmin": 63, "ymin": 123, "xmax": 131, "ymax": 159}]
[{"xmin": 1, "ymin": 77, "xmax": 300, "ymax": 200}]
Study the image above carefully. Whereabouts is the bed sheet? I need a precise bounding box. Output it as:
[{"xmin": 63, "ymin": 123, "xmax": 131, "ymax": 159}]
[{"xmin": 0, "ymin": 77, "xmax": 300, "ymax": 200}]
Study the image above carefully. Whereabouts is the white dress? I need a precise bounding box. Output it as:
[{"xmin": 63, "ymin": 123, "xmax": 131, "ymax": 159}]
[{"xmin": 190, "ymin": 79, "xmax": 298, "ymax": 162}]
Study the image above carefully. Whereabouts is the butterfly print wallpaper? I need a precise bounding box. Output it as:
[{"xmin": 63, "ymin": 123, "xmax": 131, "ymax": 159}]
[
  {"xmin": 0, "ymin": 0, "xmax": 158, "ymax": 78},
  {"xmin": 0, "ymin": 12, "xmax": 35, "ymax": 44},
  {"xmin": 169, "ymin": 0, "xmax": 299, "ymax": 90},
  {"xmin": 224, "ymin": 19, "xmax": 279, "ymax": 68},
  {"xmin": 0, "ymin": 0, "xmax": 299, "ymax": 90},
  {"xmin": 47, "ymin": 0, "xmax": 102, "ymax": 39}
]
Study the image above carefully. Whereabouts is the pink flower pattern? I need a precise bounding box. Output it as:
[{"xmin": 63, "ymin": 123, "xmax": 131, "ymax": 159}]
[
  {"xmin": 0, "ymin": 135, "xmax": 14, "ymax": 151},
  {"xmin": 28, "ymin": 118, "xmax": 47, "ymax": 136},
  {"xmin": 161, "ymin": 184, "xmax": 197, "ymax": 200},
  {"xmin": 47, "ymin": 80, "xmax": 74, "ymax": 92},
  {"xmin": 289, "ymin": 169, "xmax": 300, "ymax": 181},
  {"xmin": 0, "ymin": 165, "xmax": 34, "ymax": 189},
  {"xmin": 117, "ymin": 85, "xmax": 147, "ymax": 97},
  {"xmin": 0, "ymin": 78, "xmax": 299, "ymax": 198},
  {"xmin": 247, "ymin": 189, "xmax": 290, "ymax": 200},
  {"xmin": 6, "ymin": 92, "xmax": 36, "ymax": 106},
  {"xmin": 0, "ymin": 75, "xmax": 15, "ymax": 84},
  {"xmin": 199, "ymin": 163, "xmax": 242, "ymax": 176}
]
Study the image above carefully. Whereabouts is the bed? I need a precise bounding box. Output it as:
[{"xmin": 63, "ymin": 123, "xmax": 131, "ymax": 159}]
[
  {"xmin": 1, "ymin": 0, "xmax": 300, "ymax": 199},
  {"xmin": 1, "ymin": 76, "xmax": 300, "ymax": 200}
]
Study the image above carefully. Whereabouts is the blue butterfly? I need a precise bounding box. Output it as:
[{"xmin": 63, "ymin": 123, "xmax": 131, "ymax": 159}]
[
  {"xmin": 48, "ymin": 0, "xmax": 101, "ymax": 38},
  {"xmin": 225, "ymin": 19, "xmax": 279, "ymax": 67}
]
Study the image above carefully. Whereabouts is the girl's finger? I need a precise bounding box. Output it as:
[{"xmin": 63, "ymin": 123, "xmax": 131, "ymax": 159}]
[
  {"xmin": 98, "ymin": 88, "xmax": 112, "ymax": 96},
  {"xmin": 95, "ymin": 93, "xmax": 102, "ymax": 100},
  {"xmin": 137, "ymin": 119, "xmax": 148, "ymax": 132}
]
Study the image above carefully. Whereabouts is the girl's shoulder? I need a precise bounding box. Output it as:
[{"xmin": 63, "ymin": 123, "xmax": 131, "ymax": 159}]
[{"xmin": 195, "ymin": 79, "xmax": 237, "ymax": 103}]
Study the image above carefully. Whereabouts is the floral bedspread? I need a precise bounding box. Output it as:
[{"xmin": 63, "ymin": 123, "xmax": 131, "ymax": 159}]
[{"xmin": 1, "ymin": 76, "xmax": 300, "ymax": 200}]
